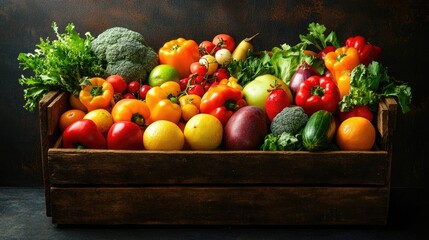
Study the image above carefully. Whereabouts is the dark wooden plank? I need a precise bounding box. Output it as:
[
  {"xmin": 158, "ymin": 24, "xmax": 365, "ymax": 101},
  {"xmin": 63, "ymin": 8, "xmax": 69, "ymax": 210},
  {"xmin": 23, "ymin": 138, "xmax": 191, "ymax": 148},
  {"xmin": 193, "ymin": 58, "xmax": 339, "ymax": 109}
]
[
  {"xmin": 50, "ymin": 186, "xmax": 389, "ymax": 225},
  {"xmin": 48, "ymin": 150, "xmax": 388, "ymax": 185},
  {"xmin": 47, "ymin": 92, "xmax": 69, "ymax": 137},
  {"xmin": 39, "ymin": 91, "xmax": 62, "ymax": 217}
]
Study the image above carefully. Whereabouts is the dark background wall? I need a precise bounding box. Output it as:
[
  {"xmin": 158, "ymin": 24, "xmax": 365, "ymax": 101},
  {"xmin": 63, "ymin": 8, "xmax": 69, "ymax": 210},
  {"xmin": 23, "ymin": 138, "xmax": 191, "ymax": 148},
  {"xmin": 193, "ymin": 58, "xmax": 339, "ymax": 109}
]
[{"xmin": 1, "ymin": 0, "xmax": 428, "ymax": 196}]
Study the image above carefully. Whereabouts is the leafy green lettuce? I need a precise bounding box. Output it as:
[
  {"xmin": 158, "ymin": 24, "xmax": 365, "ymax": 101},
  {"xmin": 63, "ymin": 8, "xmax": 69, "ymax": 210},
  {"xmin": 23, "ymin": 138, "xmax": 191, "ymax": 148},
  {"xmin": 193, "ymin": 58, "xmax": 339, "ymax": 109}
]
[{"xmin": 339, "ymin": 61, "xmax": 412, "ymax": 113}]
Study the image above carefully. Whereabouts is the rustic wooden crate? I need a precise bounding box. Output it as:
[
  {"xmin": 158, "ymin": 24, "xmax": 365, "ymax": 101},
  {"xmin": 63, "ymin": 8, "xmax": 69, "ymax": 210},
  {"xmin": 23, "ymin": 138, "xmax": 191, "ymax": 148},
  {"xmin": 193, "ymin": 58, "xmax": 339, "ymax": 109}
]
[{"xmin": 39, "ymin": 91, "xmax": 397, "ymax": 225}]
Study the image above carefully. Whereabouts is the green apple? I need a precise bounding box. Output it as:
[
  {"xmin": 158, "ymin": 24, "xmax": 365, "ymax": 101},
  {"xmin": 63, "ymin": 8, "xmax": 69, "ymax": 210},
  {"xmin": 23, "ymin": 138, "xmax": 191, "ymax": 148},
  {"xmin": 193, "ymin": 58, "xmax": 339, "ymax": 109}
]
[{"xmin": 242, "ymin": 74, "xmax": 293, "ymax": 111}]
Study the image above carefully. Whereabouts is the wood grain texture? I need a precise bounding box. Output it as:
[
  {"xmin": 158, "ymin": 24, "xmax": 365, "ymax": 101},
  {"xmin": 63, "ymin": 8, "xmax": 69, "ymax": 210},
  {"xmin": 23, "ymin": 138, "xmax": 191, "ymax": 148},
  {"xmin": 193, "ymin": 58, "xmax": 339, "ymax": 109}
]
[
  {"xmin": 48, "ymin": 149, "xmax": 388, "ymax": 186},
  {"xmin": 50, "ymin": 186, "xmax": 389, "ymax": 225}
]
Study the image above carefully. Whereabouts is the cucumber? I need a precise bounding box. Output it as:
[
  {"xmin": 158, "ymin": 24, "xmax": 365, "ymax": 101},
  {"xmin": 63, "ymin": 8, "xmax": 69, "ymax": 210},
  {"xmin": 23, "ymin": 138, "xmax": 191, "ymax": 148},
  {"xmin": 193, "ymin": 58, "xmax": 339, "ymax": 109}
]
[{"xmin": 302, "ymin": 110, "xmax": 336, "ymax": 151}]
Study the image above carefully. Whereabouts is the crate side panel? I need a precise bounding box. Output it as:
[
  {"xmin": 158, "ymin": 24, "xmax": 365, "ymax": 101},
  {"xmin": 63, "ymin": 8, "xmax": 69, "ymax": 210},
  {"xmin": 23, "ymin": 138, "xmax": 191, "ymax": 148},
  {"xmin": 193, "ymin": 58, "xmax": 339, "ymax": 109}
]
[
  {"xmin": 50, "ymin": 186, "xmax": 389, "ymax": 225},
  {"xmin": 49, "ymin": 150, "xmax": 388, "ymax": 185},
  {"xmin": 39, "ymin": 91, "xmax": 62, "ymax": 217}
]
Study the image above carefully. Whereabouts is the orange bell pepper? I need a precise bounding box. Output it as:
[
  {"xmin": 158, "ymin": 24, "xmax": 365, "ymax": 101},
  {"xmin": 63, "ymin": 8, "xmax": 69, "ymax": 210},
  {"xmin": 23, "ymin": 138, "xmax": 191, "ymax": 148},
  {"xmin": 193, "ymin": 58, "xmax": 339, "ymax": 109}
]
[
  {"xmin": 79, "ymin": 77, "xmax": 114, "ymax": 111},
  {"xmin": 336, "ymin": 73, "xmax": 351, "ymax": 99},
  {"xmin": 111, "ymin": 99, "xmax": 151, "ymax": 127},
  {"xmin": 158, "ymin": 38, "xmax": 201, "ymax": 78},
  {"xmin": 324, "ymin": 46, "xmax": 360, "ymax": 84},
  {"xmin": 146, "ymin": 81, "xmax": 182, "ymax": 124}
]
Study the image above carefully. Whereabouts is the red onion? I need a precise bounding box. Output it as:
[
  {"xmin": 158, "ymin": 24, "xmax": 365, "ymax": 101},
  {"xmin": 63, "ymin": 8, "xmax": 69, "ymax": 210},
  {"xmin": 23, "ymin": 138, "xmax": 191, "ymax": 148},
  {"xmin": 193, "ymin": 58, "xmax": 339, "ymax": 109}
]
[{"xmin": 289, "ymin": 62, "xmax": 319, "ymax": 94}]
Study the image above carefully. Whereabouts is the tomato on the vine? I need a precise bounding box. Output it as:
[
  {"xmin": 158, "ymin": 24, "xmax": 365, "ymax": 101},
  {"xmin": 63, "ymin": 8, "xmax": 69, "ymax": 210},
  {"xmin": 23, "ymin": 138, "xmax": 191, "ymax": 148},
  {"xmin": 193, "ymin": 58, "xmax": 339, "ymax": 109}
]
[
  {"xmin": 179, "ymin": 78, "xmax": 190, "ymax": 91},
  {"xmin": 139, "ymin": 84, "xmax": 151, "ymax": 100},
  {"xmin": 187, "ymin": 84, "xmax": 205, "ymax": 97},
  {"xmin": 127, "ymin": 81, "xmax": 140, "ymax": 94},
  {"xmin": 212, "ymin": 33, "xmax": 236, "ymax": 53},
  {"xmin": 199, "ymin": 40, "xmax": 216, "ymax": 56},
  {"xmin": 212, "ymin": 68, "xmax": 230, "ymax": 81},
  {"xmin": 190, "ymin": 62, "xmax": 207, "ymax": 76},
  {"xmin": 122, "ymin": 93, "xmax": 136, "ymax": 99}
]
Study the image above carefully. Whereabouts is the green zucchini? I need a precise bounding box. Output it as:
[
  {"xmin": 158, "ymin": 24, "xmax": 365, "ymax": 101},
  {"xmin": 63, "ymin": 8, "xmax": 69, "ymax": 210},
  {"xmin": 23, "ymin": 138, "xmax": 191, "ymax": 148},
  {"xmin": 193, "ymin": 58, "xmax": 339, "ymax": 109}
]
[{"xmin": 302, "ymin": 110, "xmax": 336, "ymax": 151}]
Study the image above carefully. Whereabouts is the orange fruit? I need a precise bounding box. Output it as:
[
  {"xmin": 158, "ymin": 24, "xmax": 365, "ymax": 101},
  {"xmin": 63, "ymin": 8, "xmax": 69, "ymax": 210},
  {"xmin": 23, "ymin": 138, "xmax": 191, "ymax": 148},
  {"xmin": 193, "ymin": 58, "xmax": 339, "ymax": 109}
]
[
  {"xmin": 69, "ymin": 94, "xmax": 87, "ymax": 112},
  {"xmin": 143, "ymin": 120, "xmax": 184, "ymax": 150},
  {"xmin": 183, "ymin": 113, "xmax": 223, "ymax": 150},
  {"xmin": 336, "ymin": 116, "xmax": 376, "ymax": 151},
  {"xmin": 59, "ymin": 109, "xmax": 86, "ymax": 132},
  {"xmin": 83, "ymin": 109, "xmax": 114, "ymax": 134}
]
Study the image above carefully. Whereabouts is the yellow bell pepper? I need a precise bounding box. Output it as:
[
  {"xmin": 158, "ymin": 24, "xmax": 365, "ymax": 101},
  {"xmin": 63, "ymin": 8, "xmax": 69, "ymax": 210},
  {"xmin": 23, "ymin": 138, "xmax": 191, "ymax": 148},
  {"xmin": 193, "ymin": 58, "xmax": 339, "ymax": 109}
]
[
  {"xmin": 79, "ymin": 77, "xmax": 114, "ymax": 111},
  {"xmin": 324, "ymin": 46, "xmax": 360, "ymax": 84},
  {"xmin": 219, "ymin": 77, "xmax": 243, "ymax": 91},
  {"xmin": 145, "ymin": 81, "xmax": 182, "ymax": 124}
]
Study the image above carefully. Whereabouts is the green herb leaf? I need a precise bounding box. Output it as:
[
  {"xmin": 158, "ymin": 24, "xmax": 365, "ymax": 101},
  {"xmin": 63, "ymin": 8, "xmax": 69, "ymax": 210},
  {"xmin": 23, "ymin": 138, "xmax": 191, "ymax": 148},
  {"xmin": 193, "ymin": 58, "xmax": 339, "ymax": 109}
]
[
  {"xmin": 261, "ymin": 132, "xmax": 303, "ymax": 151},
  {"xmin": 17, "ymin": 22, "xmax": 106, "ymax": 112},
  {"xmin": 299, "ymin": 22, "xmax": 341, "ymax": 51}
]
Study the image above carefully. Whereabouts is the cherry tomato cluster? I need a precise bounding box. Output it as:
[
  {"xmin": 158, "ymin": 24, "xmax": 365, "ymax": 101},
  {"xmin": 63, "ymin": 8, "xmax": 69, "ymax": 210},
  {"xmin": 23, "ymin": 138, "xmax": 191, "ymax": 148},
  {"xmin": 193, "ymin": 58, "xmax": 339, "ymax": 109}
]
[
  {"xmin": 106, "ymin": 75, "xmax": 151, "ymax": 101},
  {"xmin": 179, "ymin": 34, "xmax": 236, "ymax": 97}
]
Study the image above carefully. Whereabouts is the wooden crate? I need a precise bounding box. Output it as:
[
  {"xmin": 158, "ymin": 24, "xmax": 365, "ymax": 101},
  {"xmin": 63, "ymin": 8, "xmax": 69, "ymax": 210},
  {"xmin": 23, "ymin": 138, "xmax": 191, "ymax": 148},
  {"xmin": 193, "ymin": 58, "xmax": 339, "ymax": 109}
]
[{"xmin": 39, "ymin": 91, "xmax": 397, "ymax": 225}]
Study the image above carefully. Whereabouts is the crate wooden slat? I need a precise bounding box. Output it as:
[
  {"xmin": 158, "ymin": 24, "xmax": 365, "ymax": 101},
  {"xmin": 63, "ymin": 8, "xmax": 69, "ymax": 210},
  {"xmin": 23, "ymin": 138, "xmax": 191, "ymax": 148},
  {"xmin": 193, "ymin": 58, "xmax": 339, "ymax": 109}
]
[
  {"xmin": 49, "ymin": 150, "xmax": 388, "ymax": 185},
  {"xmin": 39, "ymin": 91, "xmax": 398, "ymax": 225},
  {"xmin": 50, "ymin": 186, "xmax": 389, "ymax": 225}
]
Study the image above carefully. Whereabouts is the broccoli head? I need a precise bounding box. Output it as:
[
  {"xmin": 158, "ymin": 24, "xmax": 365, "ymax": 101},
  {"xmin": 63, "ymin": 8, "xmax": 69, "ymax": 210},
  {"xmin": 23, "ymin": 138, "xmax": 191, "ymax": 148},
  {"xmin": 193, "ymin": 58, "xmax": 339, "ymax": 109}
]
[
  {"xmin": 270, "ymin": 106, "xmax": 309, "ymax": 136},
  {"xmin": 90, "ymin": 27, "xmax": 158, "ymax": 82}
]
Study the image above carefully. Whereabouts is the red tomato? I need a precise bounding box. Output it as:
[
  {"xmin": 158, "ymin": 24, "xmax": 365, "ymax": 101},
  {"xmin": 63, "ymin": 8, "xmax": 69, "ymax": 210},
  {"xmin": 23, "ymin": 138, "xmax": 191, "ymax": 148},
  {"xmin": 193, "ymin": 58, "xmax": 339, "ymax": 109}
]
[
  {"xmin": 127, "ymin": 81, "xmax": 140, "ymax": 94},
  {"xmin": 106, "ymin": 75, "xmax": 127, "ymax": 93},
  {"xmin": 180, "ymin": 77, "xmax": 190, "ymax": 91},
  {"xmin": 190, "ymin": 62, "xmax": 207, "ymax": 76},
  {"xmin": 199, "ymin": 40, "xmax": 216, "ymax": 55},
  {"xmin": 107, "ymin": 121, "xmax": 144, "ymax": 150},
  {"xmin": 212, "ymin": 68, "xmax": 230, "ymax": 81},
  {"xmin": 265, "ymin": 89, "xmax": 291, "ymax": 122},
  {"xmin": 187, "ymin": 84, "xmax": 205, "ymax": 97},
  {"xmin": 191, "ymin": 75, "xmax": 205, "ymax": 84},
  {"xmin": 212, "ymin": 34, "xmax": 236, "ymax": 53},
  {"xmin": 139, "ymin": 84, "xmax": 151, "ymax": 100},
  {"xmin": 122, "ymin": 93, "xmax": 136, "ymax": 99}
]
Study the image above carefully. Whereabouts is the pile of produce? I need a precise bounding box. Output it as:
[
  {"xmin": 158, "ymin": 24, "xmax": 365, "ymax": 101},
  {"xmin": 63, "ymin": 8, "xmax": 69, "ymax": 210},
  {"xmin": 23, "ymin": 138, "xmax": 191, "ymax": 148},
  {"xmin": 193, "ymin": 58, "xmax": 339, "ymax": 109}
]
[{"xmin": 18, "ymin": 22, "xmax": 412, "ymax": 151}]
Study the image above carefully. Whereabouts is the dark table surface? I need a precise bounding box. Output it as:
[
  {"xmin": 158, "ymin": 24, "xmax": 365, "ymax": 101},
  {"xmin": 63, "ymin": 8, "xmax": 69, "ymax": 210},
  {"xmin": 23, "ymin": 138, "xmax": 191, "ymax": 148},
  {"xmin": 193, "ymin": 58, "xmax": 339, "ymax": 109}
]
[{"xmin": 1, "ymin": 187, "xmax": 427, "ymax": 240}]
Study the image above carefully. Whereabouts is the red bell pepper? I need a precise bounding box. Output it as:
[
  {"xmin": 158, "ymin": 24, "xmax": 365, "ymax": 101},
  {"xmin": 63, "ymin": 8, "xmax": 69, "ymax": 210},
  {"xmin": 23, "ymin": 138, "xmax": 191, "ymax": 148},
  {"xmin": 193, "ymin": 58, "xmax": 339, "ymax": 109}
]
[
  {"xmin": 107, "ymin": 121, "xmax": 144, "ymax": 150},
  {"xmin": 200, "ymin": 85, "xmax": 246, "ymax": 126},
  {"xmin": 62, "ymin": 119, "xmax": 106, "ymax": 149},
  {"xmin": 345, "ymin": 36, "xmax": 381, "ymax": 66},
  {"xmin": 295, "ymin": 75, "xmax": 340, "ymax": 116},
  {"xmin": 317, "ymin": 45, "xmax": 336, "ymax": 59}
]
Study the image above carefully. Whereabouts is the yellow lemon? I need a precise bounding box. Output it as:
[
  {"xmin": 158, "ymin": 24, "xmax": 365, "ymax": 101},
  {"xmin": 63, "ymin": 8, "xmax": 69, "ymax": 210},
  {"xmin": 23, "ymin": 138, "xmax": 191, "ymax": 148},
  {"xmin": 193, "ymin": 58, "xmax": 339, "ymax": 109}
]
[
  {"xmin": 83, "ymin": 108, "xmax": 114, "ymax": 134},
  {"xmin": 184, "ymin": 113, "xmax": 223, "ymax": 150},
  {"xmin": 143, "ymin": 120, "xmax": 184, "ymax": 150}
]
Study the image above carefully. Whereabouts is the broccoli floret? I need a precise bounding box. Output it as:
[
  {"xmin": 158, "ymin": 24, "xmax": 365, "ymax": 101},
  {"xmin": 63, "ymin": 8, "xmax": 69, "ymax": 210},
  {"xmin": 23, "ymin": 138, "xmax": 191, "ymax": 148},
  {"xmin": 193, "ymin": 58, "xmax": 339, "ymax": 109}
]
[
  {"xmin": 90, "ymin": 27, "xmax": 158, "ymax": 82},
  {"xmin": 270, "ymin": 106, "xmax": 309, "ymax": 136}
]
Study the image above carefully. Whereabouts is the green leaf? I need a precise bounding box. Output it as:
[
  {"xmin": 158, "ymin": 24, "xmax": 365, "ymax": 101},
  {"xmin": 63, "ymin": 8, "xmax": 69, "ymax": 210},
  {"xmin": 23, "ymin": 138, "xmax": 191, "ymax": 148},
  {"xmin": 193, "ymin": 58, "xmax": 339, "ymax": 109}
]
[
  {"xmin": 17, "ymin": 21, "xmax": 106, "ymax": 112},
  {"xmin": 299, "ymin": 22, "xmax": 341, "ymax": 51}
]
